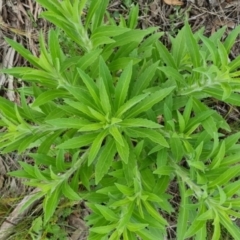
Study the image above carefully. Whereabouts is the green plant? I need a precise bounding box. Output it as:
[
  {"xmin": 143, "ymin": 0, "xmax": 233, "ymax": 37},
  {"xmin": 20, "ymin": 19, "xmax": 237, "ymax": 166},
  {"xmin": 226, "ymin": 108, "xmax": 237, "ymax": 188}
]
[{"xmin": 1, "ymin": 0, "xmax": 240, "ymax": 239}]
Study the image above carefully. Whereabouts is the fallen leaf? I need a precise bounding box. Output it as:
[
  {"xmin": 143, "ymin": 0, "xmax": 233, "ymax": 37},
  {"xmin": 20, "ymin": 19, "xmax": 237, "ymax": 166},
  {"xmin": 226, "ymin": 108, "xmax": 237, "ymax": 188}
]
[{"xmin": 163, "ymin": 0, "xmax": 184, "ymax": 5}]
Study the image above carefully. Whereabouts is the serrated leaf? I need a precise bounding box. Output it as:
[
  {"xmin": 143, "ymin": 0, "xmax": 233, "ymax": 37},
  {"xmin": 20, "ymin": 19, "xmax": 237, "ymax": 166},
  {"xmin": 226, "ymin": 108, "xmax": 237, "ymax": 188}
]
[
  {"xmin": 177, "ymin": 181, "xmax": 189, "ymax": 240},
  {"xmin": 43, "ymin": 187, "xmax": 61, "ymax": 224},
  {"xmin": 99, "ymin": 77, "xmax": 112, "ymax": 114},
  {"xmin": 219, "ymin": 212, "xmax": 240, "ymax": 240},
  {"xmin": 115, "ymin": 136, "xmax": 129, "ymax": 164},
  {"xmin": 62, "ymin": 181, "xmax": 82, "ymax": 200},
  {"xmin": 88, "ymin": 130, "xmax": 108, "ymax": 165},
  {"xmin": 224, "ymin": 25, "xmax": 240, "ymax": 53},
  {"xmin": 119, "ymin": 118, "xmax": 160, "ymax": 129},
  {"xmin": 131, "ymin": 61, "xmax": 159, "ymax": 96},
  {"xmin": 114, "ymin": 61, "xmax": 132, "ymax": 109},
  {"xmin": 90, "ymin": 224, "xmax": 116, "ymax": 234},
  {"xmin": 155, "ymin": 41, "xmax": 176, "ymax": 69},
  {"xmin": 116, "ymin": 93, "xmax": 150, "ymax": 117},
  {"xmin": 77, "ymin": 69, "xmax": 100, "ymax": 107},
  {"xmin": 109, "ymin": 125, "xmax": 124, "ymax": 146},
  {"xmin": 95, "ymin": 138, "xmax": 116, "ymax": 184},
  {"xmin": 95, "ymin": 204, "xmax": 118, "ymax": 222},
  {"xmin": 125, "ymin": 128, "xmax": 169, "ymax": 148},
  {"xmin": 99, "ymin": 56, "xmax": 114, "ymax": 98},
  {"xmin": 45, "ymin": 118, "xmax": 90, "ymax": 129},
  {"xmin": 32, "ymin": 89, "xmax": 69, "ymax": 107},
  {"xmin": 125, "ymin": 87, "xmax": 175, "ymax": 118},
  {"xmin": 142, "ymin": 201, "xmax": 168, "ymax": 226},
  {"xmin": 208, "ymin": 166, "xmax": 240, "ymax": 188},
  {"xmin": 57, "ymin": 133, "xmax": 97, "ymax": 149}
]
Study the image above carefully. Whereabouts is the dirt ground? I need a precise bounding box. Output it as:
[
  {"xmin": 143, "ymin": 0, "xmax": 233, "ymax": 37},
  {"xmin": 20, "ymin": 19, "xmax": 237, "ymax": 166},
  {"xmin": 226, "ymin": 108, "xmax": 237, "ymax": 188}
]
[{"xmin": 0, "ymin": 0, "xmax": 240, "ymax": 239}]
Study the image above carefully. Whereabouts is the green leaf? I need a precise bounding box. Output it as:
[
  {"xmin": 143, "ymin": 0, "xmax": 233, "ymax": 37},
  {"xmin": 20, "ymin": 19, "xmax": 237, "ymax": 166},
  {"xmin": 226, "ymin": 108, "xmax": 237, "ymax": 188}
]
[
  {"xmin": 158, "ymin": 66, "xmax": 186, "ymax": 87},
  {"xmin": 77, "ymin": 69, "xmax": 100, "ymax": 107},
  {"xmin": 142, "ymin": 201, "xmax": 168, "ymax": 226},
  {"xmin": 127, "ymin": 4, "xmax": 139, "ymax": 29},
  {"xmin": 110, "ymin": 27, "xmax": 158, "ymax": 48},
  {"xmin": 90, "ymin": 224, "xmax": 116, "ymax": 234},
  {"xmin": 127, "ymin": 222, "xmax": 148, "ymax": 232},
  {"xmin": 116, "ymin": 93, "xmax": 149, "ymax": 117},
  {"xmin": 209, "ymin": 141, "xmax": 225, "ymax": 169},
  {"xmin": 95, "ymin": 138, "xmax": 116, "ymax": 184},
  {"xmin": 85, "ymin": 0, "xmax": 101, "ymax": 29},
  {"xmin": 217, "ymin": 40, "xmax": 228, "ymax": 67},
  {"xmin": 32, "ymin": 89, "xmax": 69, "ymax": 107},
  {"xmin": 119, "ymin": 118, "xmax": 161, "ymax": 128},
  {"xmin": 62, "ymin": 49, "xmax": 102, "ymax": 72},
  {"xmin": 64, "ymin": 99, "xmax": 96, "ymax": 120},
  {"xmin": 108, "ymin": 57, "xmax": 140, "ymax": 72},
  {"xmin": 88, "ymin": 130, "xmax": 108, "ymax": 165},
  {"xmin": 99, "ymin": 56, "xmax": 114, "ymax": 97},
  {"xmin": 109, "ymin": 125, "xmax": 124, "ymax": 146},
  {"xmin": 43, "ymin": 187, "xmax": 61, "ymax": 224},
  {"xmin": 114, "ymin": 61, "xmax": 133, "ymax": 109},
  {"xmin": 78, "ymin": 123, "xmax": 104, "ymax": 132},
  {"xmin": 57, "ymin": 133, "xmax": 97, "ymax": 149},
  {"xmin": 4, "ymin": 38, "xmax": 42, "ymax": 69},
  {"xmin": 90, "ymin": 0, "xmax": 109, "ymax": 32},
  {"xmin": 131, "ymin": 61, "xmax": 159, "ymax": 96},
  {"xmin": 169, "ymin": 135, "xmax": 184, "ymax": 162},
  {"xmin": 38, "ymin": 130, "xmax": 63, "ymax": 154},
  {"xmin": 155, "ymin": 41, "xmax": 176, "ymax": 69},
  {"xmin": 177, "ymin": 181, "xmax": 189, "ymax": 240},
  {"xmin": 199, "ymin": 35, "xmax": 219, "ymax": 66},
  {"xmin": 125, "ymin": 87, "xmax": 175, "ymax": 118},
  {"xmin": 92, "ymin": 25, "xmax": 130, "ymax": 38},
  {"xmin": 224, "ymin": 25, "xmax": 240, "ymax": 53},
  {"xmin": 45, "ymin": 118, "xmax": 90, "ymax": 129},
  {"xmin": 219, "ymin": 212, "xmax": 240, "ymax": 240},
  {"xmin": 184, "ymin": 23, "xmax": 201, "ymax": 68},
  {"xmin": 62, "ymin": 181, "xmax": 82, "ymax": 201},
  {"xmin": 95, "ymin": 204, "xmax": 118, "ymax": 222},
  {"xmin": 115, "ymin": 135, "xmax": 129, "ymax": 164},
  {"xmin": 99, "ymin": 77, "xmax": 112, "ymax": 114},
  {"xmin": 125, "ymin": 128, "xmax": 169, "ymax": 148},
  {"xmin": 184, "ymin": 220, "xmax": 206, "ymax": 238},
  {"xmin": 208, "ymin": 165, "xmax": 240, "ymax": 188}
]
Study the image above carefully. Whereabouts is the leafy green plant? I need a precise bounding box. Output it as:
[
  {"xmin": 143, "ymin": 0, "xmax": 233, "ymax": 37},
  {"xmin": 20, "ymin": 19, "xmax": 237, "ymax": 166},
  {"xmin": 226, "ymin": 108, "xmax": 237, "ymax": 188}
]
[{"xmin": 1, "ymin": 0, "xmax": 240, "ymax": 239}]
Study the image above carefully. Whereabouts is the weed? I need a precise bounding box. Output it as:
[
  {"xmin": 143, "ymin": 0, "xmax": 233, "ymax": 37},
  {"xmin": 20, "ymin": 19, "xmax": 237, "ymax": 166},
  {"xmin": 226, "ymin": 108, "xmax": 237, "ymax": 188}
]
[{"xmin": 1, "ymin": 0, "xmax": 240, "ymax": 239}]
